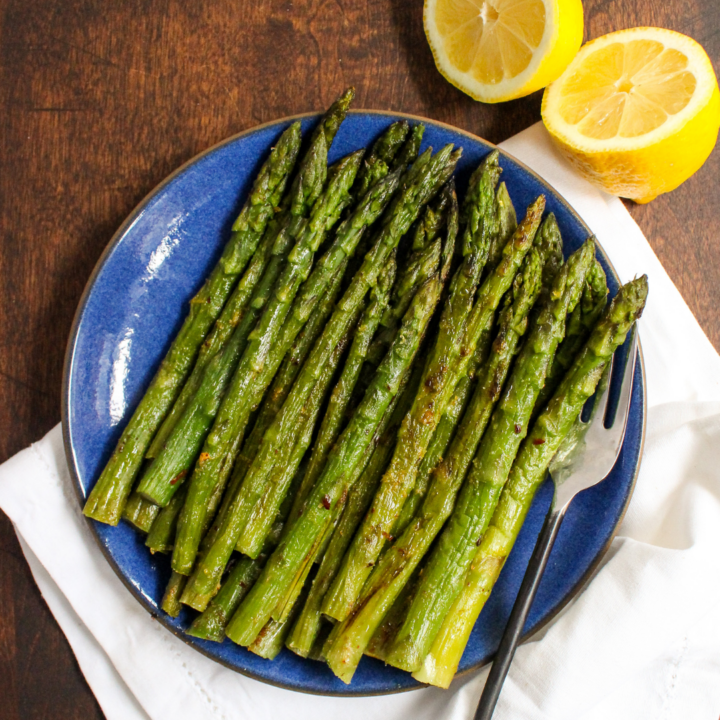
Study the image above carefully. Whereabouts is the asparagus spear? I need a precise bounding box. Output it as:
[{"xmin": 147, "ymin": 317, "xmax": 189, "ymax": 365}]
[
  {"xmin": 232, "ymin": 291, "xmax": 364, "ymax": 564},
  {"xmin": 353, "ymin": 121, "xmax": 410, "ymax": 197},
  {"xmin": 186, "ymin": 556, "xmax": 262, "ymax": 641},
  {"xmin": 284, "ymin": 257, "xmax": 397, "ymax": 531},
  {"xmin": 534, "ymin": 257, "xmax": 608, "ymax": 415},
  {"xmin": 252, "ymin": 187, "xmax": 454, "ymax": 564},
  {"xmin": 145, "ymin": 484, "xmax": 188, "ymax": 554},
  {"xmin": 322, "ymin": 165, "xmax": 536, "ymax": 624},
  {"xmin": 323, "ymin": 248, "xmax": 544, "ymax": 681},
  {"xmin": 82, "ymin": 122, "xmax": 303, "ymax": 525},
  {"xmin": 345, "ymin": 124, "xmax": 425, "ymax": 273},
  {"xmin": 161, "ymin": 571, "xmax": 188, "ymax": 618},
  {"xmin": 135, "ymin": 220, "xmax": 297, "ymax": 508},
  {"xmin": 248, "ymin": 582, "xmax": 311, "ymax": 660},
  {"xmin": 221, "ymin": 142, "xmax": 403, "ymax": 528},
  {"xmin": 392, "ymin": 183, "xmax": 520, "ymax": 530},
  {"xmin": 380, "ymin": 238, "xmax": 595, "ymax": 674},
  {"xmin": 485, "ymin": 181, "xmax": 516, "ymax": 273},
  {"xmin": 122, "ymin": 491, "xmax": 159, "ymax": 533},
  {"xmin": 415, "ymin": 276, "xmax": 648, "ymax": 688},
  {"xmin": 186, "ymin": 455, "xmax": 305, "ymax": 640},
  {"xmin": 392, "ymin": 125, "xmax": 425, "ymax": 171},
  {"xmin": 285, "ymin": 184, "xmax": 453, "ymax": 532},
  {"xmin": 221, "ymin": 260, "xmax": 347, "ymax": 537},
  {"xmin": 159, "ymin": 149, "xmax": 361, "ymax": 562},
  {"xmin": 362, "ymin": 186, "xmax": 452, "ymax": 371},
  {"xmin": 179, "ymin": 145, "xmax": 460, "ymax": 611},
  {"xmin": 172, "ymin": 169, "xmax": 405, "ymax": 577},
  {"xmin": 285, "ymin": 364, "xmax": 417, "ymax": 657},
  {"xmin": 145, "ymin": 223, "xmax": 282, "ymax": 459},
  {"xmin": 224, "ymin": 273, "xmax": 445, "ymax": 646}
]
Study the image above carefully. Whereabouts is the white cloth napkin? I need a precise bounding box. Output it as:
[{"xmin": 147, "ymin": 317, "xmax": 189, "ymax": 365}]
[{"xmin": 2, "ymin": 122, "xmax": 720, "ymax": 720}]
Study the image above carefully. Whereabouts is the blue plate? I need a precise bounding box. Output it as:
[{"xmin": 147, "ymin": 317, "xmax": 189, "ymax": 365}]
[{"xmin": 63, "ymin": 111, "xmax": 646, "ymax": 696}]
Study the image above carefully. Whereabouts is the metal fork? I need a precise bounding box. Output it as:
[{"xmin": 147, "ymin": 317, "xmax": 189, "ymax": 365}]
[{"xmin": 474, "ymin": 328, "xmax": 639, "ymax": 720}]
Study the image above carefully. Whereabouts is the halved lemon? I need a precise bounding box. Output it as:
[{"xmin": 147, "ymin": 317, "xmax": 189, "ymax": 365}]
[
  {"xmin": 423, "ymin": 0, "xmax": 584, "ymax": 103},
  {"xmin": 542, "ymin": 27, "xmax": 720, "ymax": 203}
]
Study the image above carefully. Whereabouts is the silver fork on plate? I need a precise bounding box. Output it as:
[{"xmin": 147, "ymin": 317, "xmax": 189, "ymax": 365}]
[{"xmin": 474, "ymin": 328, "xmax": 639, "ymax": 720}]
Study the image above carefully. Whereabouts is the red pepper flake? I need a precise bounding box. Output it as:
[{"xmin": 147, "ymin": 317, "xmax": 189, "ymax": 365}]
[
  {"xmin": 322, "ymin": 495, "xmax": 332, "ymax": 510},
  {"xmin": 198, "ymin": 452, "xmax": 210, "ymax": 463},
  {"xmin": 170, "ymin": 470, "xmax": 187, "ymax": 486},
  {"xmin": 533, "ymin": 438, "xmax": 545, "ymax": 445},
  {"xmin": 514, "ymin": 424, "xmax": 521, "ymax": 434}
]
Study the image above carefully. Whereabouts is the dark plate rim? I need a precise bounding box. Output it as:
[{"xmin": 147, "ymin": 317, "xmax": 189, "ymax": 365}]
[{"xmin": 61, "ymin": 109, "xmax": 647, "ymax": 697}]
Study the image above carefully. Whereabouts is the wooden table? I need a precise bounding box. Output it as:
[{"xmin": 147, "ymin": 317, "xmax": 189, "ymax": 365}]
[{"xmin": 0, "ymin": 0, "xmax": 717, "ymax": 716}]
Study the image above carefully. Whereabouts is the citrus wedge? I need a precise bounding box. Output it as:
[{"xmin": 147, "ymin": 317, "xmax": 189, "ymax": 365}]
[
  {"xmin": 542, "ymin": 27, "xmax": 720, "ymax": 203},
  {"xmin": 424, "ymin": 0, "xmax": 583, "ymax": 103}
]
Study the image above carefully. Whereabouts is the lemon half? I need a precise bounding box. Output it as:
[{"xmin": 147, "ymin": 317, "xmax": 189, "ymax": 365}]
[
  {"xmin": 424, "ymin": 0, "xmax": 583, "ymax": 103},
  {"xmin": 542, "ymin": 27, "xmax": 720, "ymax": 202}
]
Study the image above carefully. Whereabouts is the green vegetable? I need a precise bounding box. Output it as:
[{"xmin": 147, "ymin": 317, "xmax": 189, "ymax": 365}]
[
  {"xmin": 383, "ymin": 238, "xmax": 595, "ymax": 675},
  {"xmin": 83, "ymin": 122, "xmax": 303, "ymax": 525},
  {"xmin": 224, "ymin": 273, "xmax": 445, "ymax": 646},
  {"xmin": 414, "ymin": 275, "xmax": 648, "ymax": 688},
  {"xmin": 323, "ymin": 247, "xmax": 544, "ymax": 682},
  {"xmin": 179, "ymin": 145, "xmax": 460, "ymax": 612}
]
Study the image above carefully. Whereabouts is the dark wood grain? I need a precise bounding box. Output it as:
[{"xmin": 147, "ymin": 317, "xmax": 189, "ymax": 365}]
[{"xmin": 0, "ymin": 0, "xmax": 718, "ymax": 716}]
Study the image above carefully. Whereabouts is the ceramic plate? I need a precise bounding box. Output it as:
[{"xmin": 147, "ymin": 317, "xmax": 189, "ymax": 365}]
[{"xmin": 63, "ymin": 111, "xmax": 645, "ymax": 695}]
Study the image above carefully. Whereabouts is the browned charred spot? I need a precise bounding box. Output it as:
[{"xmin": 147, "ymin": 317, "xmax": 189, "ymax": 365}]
[
  {"xmin": 421, "ymin": 406, "xmax": 435, "ymax": 425},
  {"xmin": 170, "ymin": 470, "xmax": 187, "ymax": 486},
  {"xmin": 397, "ymin": 546, "xmax": 408, "ymax": 556},
  {"xmin": 239, "ymin": 582, "xmax": 247, "ymax": 589},
  {"xmin": 514, "ymin": 424, "xmax": 521, "ymax": 434},
  {"xmin": 476, "ymin": 536, "xmax": 483, "ymax": 546},
  {"xmin": 533, "ymin": 438, "xmax": 545, "ymax": 445},
  {"xmin": 322, "ymin": 495, "xmax": 332, "ymax": 510},
  {"xmin": 381, "ymin": 531, "xmax": 394, "ymax": 542},
  {"xmin": 459, "ymin": 346, "xmax": 470, "ymax": 358},
  {"xmin": 489, "ymin": 375, "xmax": 503, "ymax": 398},
  {"xmin": 339, "ymin": 488, "xmax": 349, "ymax": 505}
]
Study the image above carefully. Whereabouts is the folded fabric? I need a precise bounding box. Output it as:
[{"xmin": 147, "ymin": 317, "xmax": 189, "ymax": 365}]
[{"xmin": 1, "ymin": 122, "xmax": 719, "ymax": 720}]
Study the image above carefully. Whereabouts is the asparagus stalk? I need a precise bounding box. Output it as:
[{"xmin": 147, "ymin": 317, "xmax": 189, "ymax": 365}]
[
  {"xmin": 485, "ymin": 181, "xmax": 516, "ymax": 273},
  {"xmin": 323, "ymin": 248, "xmax": 544, "ymax": 682},
  {"xmin": 144, "ymin": 151, "xmax": 361, "ymax": 558},
  {"xmin": 145, "ymin": 484, "xmax": 188, "ymax": 554},
  {"xmin": 161, "ymin": 571, "xmax": 188, "ymax": 618},
  {"xmin": 415, "ymin": 276, "xmax": 648, "ymax": 688},
  {"xmin": 353, "ymin": 121, "xmax": 410, "ymax": 197},
  {"xmin": 230, "ymin": 124, "xmax": 408, "ymax": 479},
  {"xmin": 135, "ymin": 223, "xmax": 296, "ymax": 507},
  {"xmin": 186, "ymin": 556, "xmax": 263, "ymax": 641},
  {"xmin": 534, "ymin": 257, "xmax": 608, "ymax": 415},
  {"xmin": 284, "ymin": 257, "xmax": 397, "ymax": 531},
  {"xmin": 285, "ymin": 183, "xmax": 453, "ymax": 532},
  {"xmin": 179, "ymin": 145, "xmax": 460, "ymax": 611},
  {"xmin": 220, "ymin": 260, "xmax": 347, "ymax": 541},
  {"xmin": 248, "ymin": 582, "xmax": 311, "ymax": 660},
  {"xmin": 122, "ymin": 491, "xmax": 159, "ymax": 533},
  {"xmin": 83, "ymin": 122, "xmax": 303, "ymax": 525},
  {"xmin": 322, "ymin": 167, "xmax": 539, "ymax": 625},
  {"xmin": 392, "ymin": 183, "xmax": 520, "ymax": 530},
  {"xmin": 224, "ymin": 273, "xmax": 445, "ymax": 646},
  {"xmin": 174, "ymin": 170, "xmax": 405, "ymax": 576},
  {"xmin": 145, "ymin": 223, "xmax": 282, "ymax": 460},
  {"xmin": 186, "ymin": 456, "xmax": 305, "ymax": 641},
  {"xmin": 233, "ymin": 290, "xmax": 365, "ymax": 565},
  {"xmin": 285, "ymin": 364, "xmax": 418, "ymax": 657},
  {"xmin": 381, "ymin": 238, "xmax": 595, "ymax": 674}
]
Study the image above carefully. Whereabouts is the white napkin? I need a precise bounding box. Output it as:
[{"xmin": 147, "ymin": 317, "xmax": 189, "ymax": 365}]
[{"xmin": 2, "ymin": 122, "xmax": 720, "ymax": 720}]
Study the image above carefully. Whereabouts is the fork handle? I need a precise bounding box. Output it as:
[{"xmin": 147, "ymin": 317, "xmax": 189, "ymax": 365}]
[{"xmin": 474, "ymin": 503, "xmax": 567, "ymax": 720}]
